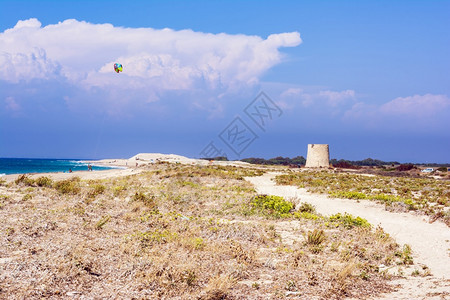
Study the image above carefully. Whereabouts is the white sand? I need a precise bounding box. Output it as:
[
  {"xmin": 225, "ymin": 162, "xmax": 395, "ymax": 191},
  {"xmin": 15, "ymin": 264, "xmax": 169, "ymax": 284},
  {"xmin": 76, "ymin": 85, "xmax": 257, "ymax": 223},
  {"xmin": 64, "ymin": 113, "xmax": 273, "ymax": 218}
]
[{"xmin": 245, "ymin": 172, "xmax": 450, "ymax": 299}]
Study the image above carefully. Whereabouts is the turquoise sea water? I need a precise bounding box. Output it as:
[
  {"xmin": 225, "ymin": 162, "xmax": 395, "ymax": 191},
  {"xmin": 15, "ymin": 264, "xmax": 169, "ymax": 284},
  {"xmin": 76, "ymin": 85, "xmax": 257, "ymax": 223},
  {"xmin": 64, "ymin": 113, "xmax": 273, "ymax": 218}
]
[{"xmin": 0, "ymin": 158, "xmax": 119, "ymax": 176}]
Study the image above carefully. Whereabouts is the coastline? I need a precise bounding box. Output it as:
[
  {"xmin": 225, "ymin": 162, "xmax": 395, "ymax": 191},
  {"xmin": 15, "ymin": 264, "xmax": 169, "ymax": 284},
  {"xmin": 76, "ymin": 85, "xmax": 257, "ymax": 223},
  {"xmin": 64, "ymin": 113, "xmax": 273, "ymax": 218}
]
[{"xmin": 0, "ymin": 153, "xmax": 251, "ymax": 183}]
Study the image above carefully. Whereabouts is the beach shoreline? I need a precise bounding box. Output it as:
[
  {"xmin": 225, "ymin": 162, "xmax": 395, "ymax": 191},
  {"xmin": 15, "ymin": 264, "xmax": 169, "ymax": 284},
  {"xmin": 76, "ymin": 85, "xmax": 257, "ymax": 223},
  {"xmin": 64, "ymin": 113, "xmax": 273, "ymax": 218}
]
[{"xmin": 0, "ymin": 153, "xmax": 253, "ymax": 183}]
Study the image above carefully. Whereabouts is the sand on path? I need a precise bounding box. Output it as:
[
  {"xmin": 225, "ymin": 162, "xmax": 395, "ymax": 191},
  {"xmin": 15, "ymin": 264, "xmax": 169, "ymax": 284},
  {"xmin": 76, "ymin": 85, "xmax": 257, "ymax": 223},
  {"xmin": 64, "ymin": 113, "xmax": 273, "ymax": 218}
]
[{"xmin": 245, "ymin": 172, "xmax": 450, "ymax": 299}]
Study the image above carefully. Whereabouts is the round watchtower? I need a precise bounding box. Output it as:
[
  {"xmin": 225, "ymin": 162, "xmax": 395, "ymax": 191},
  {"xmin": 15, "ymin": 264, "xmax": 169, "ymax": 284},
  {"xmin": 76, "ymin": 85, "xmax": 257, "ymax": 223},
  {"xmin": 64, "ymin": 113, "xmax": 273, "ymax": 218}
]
[{"xmin": 305, "ymin": 144, "xmax": 330, "ymax": 168}]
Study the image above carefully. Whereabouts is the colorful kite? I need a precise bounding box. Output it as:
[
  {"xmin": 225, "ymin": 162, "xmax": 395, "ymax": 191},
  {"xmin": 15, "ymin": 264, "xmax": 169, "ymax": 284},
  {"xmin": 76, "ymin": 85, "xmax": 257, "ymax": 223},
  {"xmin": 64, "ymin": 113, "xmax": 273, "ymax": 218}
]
[{"xmin": 114, "ymin": 63, "xmax": 123, "ymax": 73}]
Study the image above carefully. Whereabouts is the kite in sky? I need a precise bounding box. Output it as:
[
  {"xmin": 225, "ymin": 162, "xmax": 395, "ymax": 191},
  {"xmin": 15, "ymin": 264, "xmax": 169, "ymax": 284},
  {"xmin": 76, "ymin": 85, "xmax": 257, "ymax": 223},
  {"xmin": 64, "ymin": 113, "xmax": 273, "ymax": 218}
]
[{"xmin": 114, "ymin": 63, "xmax": 123, "ymax": 73}]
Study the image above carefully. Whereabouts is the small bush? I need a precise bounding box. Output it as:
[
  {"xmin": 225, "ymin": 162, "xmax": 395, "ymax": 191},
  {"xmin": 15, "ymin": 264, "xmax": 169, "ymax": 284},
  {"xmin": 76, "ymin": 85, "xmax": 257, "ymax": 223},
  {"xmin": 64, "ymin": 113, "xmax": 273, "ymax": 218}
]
[
  {"xmin": 371, "ymin": 194, "xmax": 400, "ymax": 204},
  {"xmin": 189, "ymin": 237, "xmax": 205, "ymax": 250},
  {"xmin": 88, "ymin": 184, "xmax": 106, "ymax": 198},
  {"xmin": 35, "ymin": 176, "xmax": 53, "ymax": 187},
  {"xmin": 437, "ymin": 167, "xmax": 447, "ymax": 172},
  {"xmin": 329, "ymin": 213, "xmax": 371, "ymax": 229},
  {"xmin": 403, "ymin": 198, "xmax": 417, "ymax": 210},
  {"xmin": 395, "ymin": 244, "xmax": 413, "ymax": 265},
  {"xmin": 297, "ymin": 202, "xmax": 316, "ymax": 213},
  {"xmin": 53, "ymin": 177, "xmax": 81, "ymax": 195},
  {"xmin": 251, "ymin": 194, "xmax": 294, "ymax": 216},
  {"xmin": 15, "ymin": 174, "xmax": 35, "ymax": 186}
]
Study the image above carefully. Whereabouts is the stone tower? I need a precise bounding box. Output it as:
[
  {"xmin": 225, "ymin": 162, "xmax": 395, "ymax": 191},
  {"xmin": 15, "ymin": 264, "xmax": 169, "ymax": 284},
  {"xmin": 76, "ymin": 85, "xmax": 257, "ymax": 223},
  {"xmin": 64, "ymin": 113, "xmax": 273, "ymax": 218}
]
[{"xmin": 305, "ymin": 144, "xmax": 330, "ymax": 168}]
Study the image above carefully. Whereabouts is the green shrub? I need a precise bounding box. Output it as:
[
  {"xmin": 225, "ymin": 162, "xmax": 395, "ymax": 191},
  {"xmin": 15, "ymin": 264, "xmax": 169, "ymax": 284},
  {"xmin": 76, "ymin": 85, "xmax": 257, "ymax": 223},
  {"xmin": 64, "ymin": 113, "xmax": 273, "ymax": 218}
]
[
  {"xmin": 293, "ymin": 211, "xmax": 320, "ymax": 220},
  {"xmin": 371, "ymin": 194, "xmax": 400, "ymax": 204},
  {"xmin": 251, "ymin": 194, "xmax": 294, "ymax": 216},
  {"xmin": 53, "ymin": 177, "xmax": 81, "ymax": 195},
  {"xmin": 403, "ymin": 198, "xmax": 417, "ymax": 210},
  {"xmin": 329, "ymin": 213, "xmax": 371, "ymax": 229},
  {"xmin": 35, "ymin": 176, "xmax": 53, "ymax": 187},
  {"xmin": 330, "ymin": 191, "xmax": 367, "ymax": 200}
]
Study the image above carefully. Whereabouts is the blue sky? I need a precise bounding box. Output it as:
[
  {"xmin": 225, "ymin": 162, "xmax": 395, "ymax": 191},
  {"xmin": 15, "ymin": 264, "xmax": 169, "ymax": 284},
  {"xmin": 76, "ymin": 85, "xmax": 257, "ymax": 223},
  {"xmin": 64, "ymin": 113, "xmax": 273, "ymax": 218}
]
[{"xmin": 1, "ymin": 0, "xmax": 449, "ymax": 162}]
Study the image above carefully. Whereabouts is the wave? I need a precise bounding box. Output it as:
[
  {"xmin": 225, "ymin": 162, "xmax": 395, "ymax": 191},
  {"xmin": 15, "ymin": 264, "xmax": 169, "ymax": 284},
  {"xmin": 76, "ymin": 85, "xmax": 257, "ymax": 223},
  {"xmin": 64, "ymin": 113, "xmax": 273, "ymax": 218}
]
[
  {"xmin": 69, "ymin": 160, "xmax": 88, "ymax": 165},
  {"xmin": 0, "ymin": 173, "xmax": 5, "ymax": 177},
  {"xmin": 89, "ymin": 163, "xmax": 126, "ymax": 170}
]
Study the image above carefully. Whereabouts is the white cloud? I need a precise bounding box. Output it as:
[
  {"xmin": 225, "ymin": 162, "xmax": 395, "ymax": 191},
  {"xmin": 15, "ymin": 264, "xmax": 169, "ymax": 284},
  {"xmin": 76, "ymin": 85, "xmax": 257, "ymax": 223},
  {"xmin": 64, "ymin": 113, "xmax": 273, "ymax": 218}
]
[
  {"xmin": 0, "ymin": 48, "xmax": 61, "ymax": 83},
  {"xmin": 4, "ymin": 96, "xmax": 20, "ymax": 111},
  {"xmin": 343, "ymin": 94, "xmax": 450, "ymax": 131},
  {"xmin": 319, "ymin": 89, "xmax": 355, "ymax": 107},
  {"xmin": 380, "ymin": 94, "xmax": 450, "ymax": 117},
  {"xmin": 280, "ymin": 88, "xmax": 303, "ymax": 98},
  {"xmin": 279, "ymin": 88, "xmax": 356, "ymax": 109},
  {"xmin": 0, "ymin": 18, "xmax": 301, "ymax": 95}
]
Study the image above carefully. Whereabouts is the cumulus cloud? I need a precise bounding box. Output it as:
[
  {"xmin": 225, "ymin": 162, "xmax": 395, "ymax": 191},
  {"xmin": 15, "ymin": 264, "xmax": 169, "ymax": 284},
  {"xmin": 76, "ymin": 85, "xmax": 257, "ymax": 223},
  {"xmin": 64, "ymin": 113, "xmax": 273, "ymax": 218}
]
[
  {"xmin": 279, "ymin": 88, "xmax": 356, "ymax": 109},
  {"xmin": 0, "ymin": 18, "xmax": 301, "ymax": 95},
  {"xmin": 0, "ymin": 48, "xmax": 61, "ymax": 83},
  {"xmin": 319, "ymin": 89, "xmax": 355, "ymax": 107},
  {"xmin": 380, "ymin": 94, "xmax": 450, "ymax": 117},
  {"xmin": 344, "ymin": 94, "xmax": 450, "ymax": 131}
]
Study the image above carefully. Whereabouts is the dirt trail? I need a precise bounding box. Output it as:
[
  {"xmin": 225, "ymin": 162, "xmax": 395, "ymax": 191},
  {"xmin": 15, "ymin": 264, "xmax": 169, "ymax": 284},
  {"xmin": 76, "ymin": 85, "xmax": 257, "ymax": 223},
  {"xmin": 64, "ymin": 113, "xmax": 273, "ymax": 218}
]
[{"xmin": 245, "ymin": 172, "xmax": 450, "ymax": 299}]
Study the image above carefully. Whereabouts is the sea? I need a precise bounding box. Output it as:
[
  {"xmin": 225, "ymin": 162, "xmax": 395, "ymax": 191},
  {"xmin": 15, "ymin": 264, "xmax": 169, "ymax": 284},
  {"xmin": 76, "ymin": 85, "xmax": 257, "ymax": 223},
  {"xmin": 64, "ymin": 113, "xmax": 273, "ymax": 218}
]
[{"xmin": 0, "ymin": 158, "xmax": 119, "ymax": 176}]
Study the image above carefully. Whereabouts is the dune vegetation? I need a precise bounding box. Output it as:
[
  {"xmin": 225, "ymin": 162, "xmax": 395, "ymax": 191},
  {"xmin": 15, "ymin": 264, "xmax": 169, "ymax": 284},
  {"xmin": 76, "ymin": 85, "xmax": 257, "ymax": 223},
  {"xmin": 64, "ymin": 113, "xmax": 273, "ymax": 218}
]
[
  {"xmin": 276, "ymin": 170, "xmax": 450, "ymax": 226},
  {"xmin": 0, "ymin": 163, "xmax": 418, "ymax": 299}
]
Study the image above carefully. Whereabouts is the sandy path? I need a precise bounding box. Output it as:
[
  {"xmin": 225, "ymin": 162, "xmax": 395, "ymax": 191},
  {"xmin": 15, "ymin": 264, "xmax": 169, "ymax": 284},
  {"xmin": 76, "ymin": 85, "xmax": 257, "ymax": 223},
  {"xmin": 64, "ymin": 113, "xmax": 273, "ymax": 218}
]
[{"xmin": 245, "ymin": 172, "xmax": 450, "ymax": 299}]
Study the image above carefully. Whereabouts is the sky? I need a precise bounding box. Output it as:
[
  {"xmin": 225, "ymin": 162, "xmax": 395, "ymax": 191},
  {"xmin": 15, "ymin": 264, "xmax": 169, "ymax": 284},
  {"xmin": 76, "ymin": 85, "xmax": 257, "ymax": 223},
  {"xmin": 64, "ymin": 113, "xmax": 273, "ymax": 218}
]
[{"xmin": 0, "ymin": 0, "xmax": 449, "ymax": 163}]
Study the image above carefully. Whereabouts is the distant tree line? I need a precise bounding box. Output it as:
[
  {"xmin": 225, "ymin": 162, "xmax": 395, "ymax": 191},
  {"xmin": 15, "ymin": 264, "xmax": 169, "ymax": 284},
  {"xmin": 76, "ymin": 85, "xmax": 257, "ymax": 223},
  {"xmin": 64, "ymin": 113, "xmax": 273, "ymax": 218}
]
[
  {"xmin": 241, "ymin": 157, "xmax": 399, "ymax": 167},
  {"xmin": 241, "ymin": 156, "xmax": 306, "ymax": 166},
  {"xmin": 199, "ymin": 156, "xmax": 229, "ymax": 161},
  {"xmin": 201, "ymin": 156, "xmax": 449, "ymax": 167},
  {"xmin": 329, "ymin": 158, "xmax": 400, "ymax": 167}
]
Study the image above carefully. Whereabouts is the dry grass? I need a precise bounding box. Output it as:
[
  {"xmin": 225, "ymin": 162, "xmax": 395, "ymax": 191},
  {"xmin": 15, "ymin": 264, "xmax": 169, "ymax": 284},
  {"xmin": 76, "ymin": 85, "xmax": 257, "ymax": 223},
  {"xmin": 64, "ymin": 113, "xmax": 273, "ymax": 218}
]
[{"xmin": 0, "ymin": 164, "xmax": 405, "ymax": 299}]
